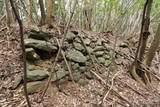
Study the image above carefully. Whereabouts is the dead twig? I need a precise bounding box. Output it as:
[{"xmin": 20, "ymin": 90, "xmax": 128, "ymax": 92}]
[{"xmin": 101, "ymin": 71, "xmax": 121, "ymax": 104}]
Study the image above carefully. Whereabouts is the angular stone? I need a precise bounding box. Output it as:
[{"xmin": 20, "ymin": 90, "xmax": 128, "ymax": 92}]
[
  {"xmin": 51, "ymin": 71, "xmax": 68, "ymax": 82},
  {"xmin": 105, "ymin": 60, "xmax": 112, "ymax": 66},
  {"xmin": 24, "ymin": 39, "xmax": 57, "ymax": 52},
  {"xmin": 27, "ymin": 81, "xmax": 46, "ymax": 94},
  {"xmin": 78, "ymin": 79, "xmax": 88, "ymax": 86},
  {"xmin": 90, "ymin": 42, "xmax": 96, "ymax": 48},
  {"xmin": 72, "ymin": 72, "xmax": 81, "ymax": 82},
  {"xmin": 72, "ymin": 63, "xmax": 80, "ymax": 70},
  {"xmin": 84, "ymin": 72, "xmax": 93, "ymax": 79},
  {"xmin": 94, "ymin": 46, "xmax": 105, "ymax": 52},
  {"xmin": 66, "ymin": 32, "xmax": 76, "ymax": 42},
  {"xmin": 12, "ymin": 75, "xmax": 22, "ymax": 89},
  {"xmin": 95, "ymin": 51, "xmax": 104, "ymax": 57},
  {"xmin": 84, "ymin": 38, "xmax": 91, "ymax": 45},
  {"xmin": 66, "ymin": 50, "xmax": 87, "ymax": 63},
  {"xmin": 119, "ymin": 42, "xmax": 128, "ymax": 48},
  {"xmin": 29, "ymin": 29, "xmax": 52, "ymax": 41},
  {"xmin": 73, "ymin": 42, "xmax": 84, "ymax": 51},
  {"xmin": 103, "ymin": 54, "xmax": 110, "ymax": 59},
  {"xmin": 97, "ymin": 57, "xmax": 106, "ymax": 64},
  {"xmin": 26, "ymin": 48, "xmax": 40, "ymax": 60},
  {"xmin": 27, "ymin": 70, "xmax": 48, "ymax": 81},
  {"xmin": 79, "ymin": 66, "xmax": 87, "ymax": 72}
]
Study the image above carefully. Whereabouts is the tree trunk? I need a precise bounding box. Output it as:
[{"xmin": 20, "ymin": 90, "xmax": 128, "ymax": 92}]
[
  {"xmin": 45, "ymin": 0, "xmax": 54, "ymax": 24},
  {"xmin": 39, "ymin": 0, "xmax": 46, "ymax": 25},
  {"xmin": 144, "ymin": 23, "xmax": 160, "ymax": 66},
  {"xmin": 28, "ymin": 0, "xmax": 34, "ymax": 24},
  {"xmin": 3, "ymin": 0, "xmax": 13, "ymax": 28},
  {"xmin": 83, "ymin": 0, "xmax": 92, "ymax": 30}
]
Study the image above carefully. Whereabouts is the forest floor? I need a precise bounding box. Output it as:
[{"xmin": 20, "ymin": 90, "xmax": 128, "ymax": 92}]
[{"xmin": 0, "ymin": 25, "xmax": 160, "ymax": 107}]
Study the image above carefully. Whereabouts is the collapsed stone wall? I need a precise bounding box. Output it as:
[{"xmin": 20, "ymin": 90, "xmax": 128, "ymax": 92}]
[{"xmin": 12, "ymin": 28, "xmax": 112, "ymax": 94}]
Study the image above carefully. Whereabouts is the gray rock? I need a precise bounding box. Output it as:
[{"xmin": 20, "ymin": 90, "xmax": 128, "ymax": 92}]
[
  {"xmin": 26, "ymin": 48, "xmax": 40, "ymax": 60},
  {"xmin": 79, "ymin": 66, "xmax": 87, "ymax": 72},
  {"xmin": 74, "ymin": 37, "xmax": 81, "ymax": 43},
  {"xmin": 90, "ymin": 42, "xmax": 96, "ymax": 48},
  {"xmin": 78, "ymin": 79, "xmax": 88, "ymax": 86},
  {"xmin": 72, "ymin": 72, "xmax": 81, "ymax": 82},
  {"xmin": 99, "ymin": 67, "xmax": 106, "ymax": 74},
  {"xmin": 84, "ymin": 72, "xmax": 93, "ymax": 79},
  {"xmin": 51, "ymin": 71, "xmax": 68, "ymax": 82},
  {"xmin": 12, "ymin": 75, "xmax": 22, "ymax": 89},
  {"xmin": 119, "ymin": 42, "xmax": 128, "ymax": 48},
  {"xmin": 66, "ymin": 32, "xmax": 76, "ymax": 42},
  {"xmin": 103, "ymin": 54, "xmax": 110, "ymax": 59},
  {"xmin": 96, "ymin": 39, "xmax": 102, "ymax": 46},
  {"xmin": 73, "ymin": 42, "xmax": 84, "ymax": 51},
  {"xmin": 72, "ymin": 63, "xmax": 80, "ymax": 70},
  {"xmin": 105, "ymin": 60, "xmax": 112, "ymax": 66},
  {"xmin": 58, "ymin": 77, "xmax": 68, "ymax": 84},
  {"xmin": 66, "ymin": 50, "xmax": 87, "ymax": 63},
  {"xmin": 95, "ymin": 51, "xmax": 104, "ymax": 57},
  {"xmin": 29, "ymin": 29, "xmax": 52, "ymax": 41},
  {"xmin": 94, "ymin": 46, "xmax": 105, "ymax": 52},
  {"xmin": 97, "ymin": 57, "xmax": 106, "ymax": 64},
  {"xmin": 84, "ymin": 38, "xmax": 91, "ymax": 45},
  {"xmin": 27, "ymin": 70, "xmax": 48, "ymax": 81},
  {"xmin": 27, "ymin": 81, "xmax": 46, "ymax": 94},
  {"xmin": 86, "ymin": 47, "xmax": 93, "ymax": 54},
  {"xmin": 24, "ymin": 39, "xmax": 57, "ymax": 52}
]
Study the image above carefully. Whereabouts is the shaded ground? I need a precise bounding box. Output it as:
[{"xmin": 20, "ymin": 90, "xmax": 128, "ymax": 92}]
[{"xmin": 0, "ymin": 26, "xmax": 160, "ymax": 107}]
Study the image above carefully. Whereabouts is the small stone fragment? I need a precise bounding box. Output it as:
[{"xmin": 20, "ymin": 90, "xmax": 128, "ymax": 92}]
[
  {"xmin": 26, "ymin": 48, "xmax": 40, "ymax": 60},
  {"xmin": 78, "ymin": 79, "xmax": 88, "ymax": 86},
  {"xmin": 97, "ymin": 57, "xmax": 106, "ymax": 64},
  {"xmin": 12, "ymin": 75, "xmax": 22, "ymax": 89}
]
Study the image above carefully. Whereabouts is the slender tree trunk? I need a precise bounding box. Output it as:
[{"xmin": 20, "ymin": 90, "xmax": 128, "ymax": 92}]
[
  {"xmin": 39, "ymin": 0, "xmax": 46, "ymax": 25},
  {"xmin": 28, "ymin": 0, "xmax": 34, "ymax": 24},
  {"xmin": 144, "ymin": 23, "xmax": 160, "ymax": 66},
  {"xmin": 45, "ymin": 0, "xmax": 54, "ymax": 24},
  {"xmin": 83, "ymin": 0, "xmax": 92, "ymax": 30},
  {"xmin": 138, "ymin": 0, "xmax": 153, "ymax": 61},
  {"xmin": 3, "ymin": 0, "xmax": 13, "ymax": 28},
  {"xmin": 9, "ymin": 0, "xmax": 31, "ymax": 106}
]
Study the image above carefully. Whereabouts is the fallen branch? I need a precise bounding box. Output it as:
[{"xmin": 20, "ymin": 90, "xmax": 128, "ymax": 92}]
[{"xmin": 55, "ymin": 38, "xmax": 75, "ymax": 83}]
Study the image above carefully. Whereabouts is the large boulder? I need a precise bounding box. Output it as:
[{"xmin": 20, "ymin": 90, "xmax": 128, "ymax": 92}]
[
  {"xmin": 27, "ymin": 81, "xmax": 46, "ymax": 94},
  {"xmin": 24, "ymin": 39, "xmax": 57, "ymax": 52},
  {"xmin": 27, "ymin": 70, "xmax": 48, "ymax": 81},
  {"xmin": 29, "ymin": 29, "xmax": 52, "ymax": 41}
]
